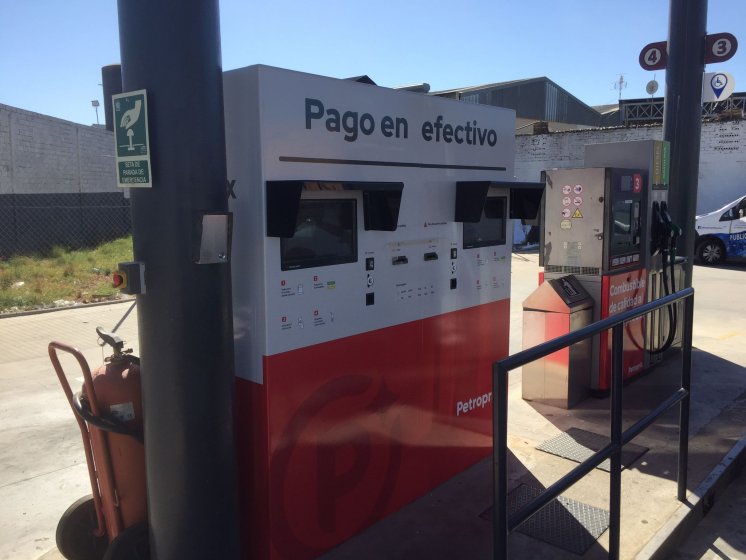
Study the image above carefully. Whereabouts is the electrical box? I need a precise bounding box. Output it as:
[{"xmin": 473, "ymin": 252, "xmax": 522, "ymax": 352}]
[{"xmin": 223, "ymin": 65, "xmax": 537, "ymax": 559}]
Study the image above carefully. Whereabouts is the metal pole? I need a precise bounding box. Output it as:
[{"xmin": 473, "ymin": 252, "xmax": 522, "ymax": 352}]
[
  {"xmin": 609, "ymin": 325, "xmax": 624, "ymax": 560},
  {"xmin": 115, "ymin": 2, "xmax": 239, "ymax": 559},
  {"xmin": 493, "ymin": 363, "xmax": 509, "ymax": 560},
  {"xmin": 101, "ymin": 64, "xmax": 122, "ymax": 132},
  {"xmin": 662, "ymin": 0, "xmax": 707, "ymax": 287},
  {"xmin": 678, "ymin": 294, "xmax": 694, "ymax": 501}
]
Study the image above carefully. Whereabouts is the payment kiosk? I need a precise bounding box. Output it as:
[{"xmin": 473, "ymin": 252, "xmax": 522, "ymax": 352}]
[{"xmin": 223, "ymin": 65, "xmax": 539, "ymax": 559}]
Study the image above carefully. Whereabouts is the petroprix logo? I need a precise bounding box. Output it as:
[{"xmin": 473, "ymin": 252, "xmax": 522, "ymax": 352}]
[{"xmin": 271, "ymin": 374, "xmax": 402, "ymax": 558}]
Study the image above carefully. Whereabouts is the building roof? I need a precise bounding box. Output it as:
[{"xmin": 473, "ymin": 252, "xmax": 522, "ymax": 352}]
[
  {"xmin": 592, "ymin": 104, "xmax": 620, "ymax": 115},
  {"xmin": 430, "ymin": 77, "xmax": 547, "ymax": 96},
  {"xmin": 431, "ymin": 77, "xmax": 603, "ymax": 127}
]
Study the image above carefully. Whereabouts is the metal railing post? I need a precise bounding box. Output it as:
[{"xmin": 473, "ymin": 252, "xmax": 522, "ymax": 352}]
[
  {"xmin": 609, "ymin": 324, "xmax": 624, "ymax": 560},
  {"xmin": 493, "ymin": 363, "xmax": 509, "ymax": 560},
  {"xmin": 678, "ymin": 294, "xmax": 694, "ymax": 501}
]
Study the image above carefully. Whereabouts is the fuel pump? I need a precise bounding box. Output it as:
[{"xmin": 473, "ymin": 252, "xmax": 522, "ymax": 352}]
[
  {"xmin": 536, "ymin": 166, "xmax": 649, "ymax": 394},
  {"xmin": 524, "ymin": 141, "xmax": 682, "ymax": 406},
  {"xmin": 585, "ymin": 140, "xmax": 683, "ymax": 365}
]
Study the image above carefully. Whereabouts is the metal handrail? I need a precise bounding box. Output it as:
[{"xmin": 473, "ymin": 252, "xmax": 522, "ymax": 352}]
[{"xmin": 492, "ymin": 287, "xmax": 694, "ymax": 560}]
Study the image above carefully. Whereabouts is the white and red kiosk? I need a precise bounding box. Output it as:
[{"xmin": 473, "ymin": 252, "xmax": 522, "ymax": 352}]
[{"xmin": 223, "ymin": 65, "xmax": 539, "ymax": 559}]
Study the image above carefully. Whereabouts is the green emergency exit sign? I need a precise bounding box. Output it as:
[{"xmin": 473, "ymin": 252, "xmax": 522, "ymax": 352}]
[{"xmin": 113, "ymin": 89, "xmax": 152, "ymax": 187}]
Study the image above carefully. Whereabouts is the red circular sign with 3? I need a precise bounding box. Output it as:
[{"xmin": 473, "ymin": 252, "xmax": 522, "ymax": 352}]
[{"xmin": 633, "ymin": 174, "xmax": 643, "ymax": 193}]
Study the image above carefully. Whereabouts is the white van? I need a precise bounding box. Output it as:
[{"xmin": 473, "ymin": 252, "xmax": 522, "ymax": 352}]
[{"xmin": 694, "ymin": 194, "xmax": 746, "ymax": 265}]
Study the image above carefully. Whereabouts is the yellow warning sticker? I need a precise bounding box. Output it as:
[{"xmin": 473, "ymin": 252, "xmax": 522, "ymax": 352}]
[{"xmin": 572, "ymin": 208, "xmax": 583, "ymax": 219}]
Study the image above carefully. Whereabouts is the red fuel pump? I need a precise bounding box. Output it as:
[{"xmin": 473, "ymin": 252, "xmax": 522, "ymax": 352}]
[{"xmin": 49, "ymin": 328, "xmax": 149, "ymax": 560}]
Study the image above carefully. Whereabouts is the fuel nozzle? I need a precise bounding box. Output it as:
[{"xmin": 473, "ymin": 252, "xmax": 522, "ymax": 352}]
[
  {"xmin": 660, "ymin": 201, "xmax": 681, "ymax": 259},
  {"xmin": 660, "ymin": 202, "xmax": 681, "ymax": 238}
]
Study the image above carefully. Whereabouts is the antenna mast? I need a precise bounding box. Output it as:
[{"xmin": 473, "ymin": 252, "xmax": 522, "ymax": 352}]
[{"xmin": 614, "ymin": 74, "xmax": 627, "ymax": 101}]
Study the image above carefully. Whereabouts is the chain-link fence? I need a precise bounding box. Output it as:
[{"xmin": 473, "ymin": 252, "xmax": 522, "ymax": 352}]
[{"xmin": 0, "ymin": 192, "xmax": 131, "ymax": 258}]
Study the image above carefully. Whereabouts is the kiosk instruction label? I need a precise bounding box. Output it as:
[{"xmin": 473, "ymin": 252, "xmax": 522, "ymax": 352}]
[{"xmin": 113, "ymin": 89, "xmax": 152, "ymax": 188}]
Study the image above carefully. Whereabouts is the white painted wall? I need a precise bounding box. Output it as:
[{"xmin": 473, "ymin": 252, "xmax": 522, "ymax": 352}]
[{"xmin": 514, "ymin": 120, "xmax": 746, "ymax": 214}]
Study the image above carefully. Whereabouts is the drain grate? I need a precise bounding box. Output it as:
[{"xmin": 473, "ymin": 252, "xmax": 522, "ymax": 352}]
[
  {"xmin": 482, "ymin": 484, "xmax": 610, "ymax": 555},
  {"xmin": 536, "ymin": 427, "xmax": 649, "ymax": 472}
]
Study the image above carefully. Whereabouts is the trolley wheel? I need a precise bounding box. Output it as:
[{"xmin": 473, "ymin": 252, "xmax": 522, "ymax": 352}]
[
  {"xmin": 56, "ymin": 496, "xmax": 108, "ymax": 560},
  {"xmin": 103, "ymin": 522, "xmax": 150, "ymax": 560},
  {"xmin": 696, "ymin": 237, "xmax": 725, "ymax": 265}
]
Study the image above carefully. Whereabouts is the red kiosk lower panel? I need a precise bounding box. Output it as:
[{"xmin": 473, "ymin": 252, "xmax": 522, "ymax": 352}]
[{"xmin": 235, "ymin": 299, "xmax": 509, "ymax": 560}]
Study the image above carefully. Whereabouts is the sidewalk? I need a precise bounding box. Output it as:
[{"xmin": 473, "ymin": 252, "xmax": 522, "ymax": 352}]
[
  {"xmin": 1, "ymin": 255, "xmax": 744, "ymax": 560},
  {"xmin": 0, "ymin": 301, "xmax": 138, "ymax": 560}
]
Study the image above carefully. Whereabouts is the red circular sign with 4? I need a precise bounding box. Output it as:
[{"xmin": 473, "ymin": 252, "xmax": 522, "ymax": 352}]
[{"xmin": 639, "ymin": 41, "xmax": 668, "ymax": 71}]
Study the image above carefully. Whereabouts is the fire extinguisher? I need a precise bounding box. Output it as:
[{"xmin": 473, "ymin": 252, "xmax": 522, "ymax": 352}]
[{"xmin": 49, "ymin": 327, "xmax": 149, "ymax": 560}]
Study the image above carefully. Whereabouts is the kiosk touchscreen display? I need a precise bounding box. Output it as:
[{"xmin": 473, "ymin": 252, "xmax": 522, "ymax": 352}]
[
  {"xmin": 281, "ymin": 199, "xmax": 357, "ymax": 270},
  {"xmin": 463, "ymin": 196, "xmax": 507, "ymax": 249}
]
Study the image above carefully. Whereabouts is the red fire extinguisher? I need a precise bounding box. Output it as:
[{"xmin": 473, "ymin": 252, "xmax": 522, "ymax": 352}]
[{"xmin": 49, "ymin": 328, "xmax": 149, "ymax": 560}]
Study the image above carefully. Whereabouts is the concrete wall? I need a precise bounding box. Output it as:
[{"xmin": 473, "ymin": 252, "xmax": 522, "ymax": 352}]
[
  {"xmin": 0, "ymin": 104, "xmax": 129, "ymax": 257},
  {"xmin": 0, "ymin": 103, "xmax": 116, "ymax": 194},
  {"xmin": 514, "ymin": 120, "xmax": 746, "ymax": 214}
]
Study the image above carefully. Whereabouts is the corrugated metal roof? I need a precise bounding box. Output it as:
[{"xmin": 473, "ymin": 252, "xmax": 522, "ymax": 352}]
[
  {"xmin": 431, "ymin": 77, "xmax": 603, "ymax": 126},
  {"xmin": 593, "ymin": 104, "xmax": 619, "ymax": 115},
  {"xmin": 431, "ymin": 77, "xmax": 546, "ymax": 96}
]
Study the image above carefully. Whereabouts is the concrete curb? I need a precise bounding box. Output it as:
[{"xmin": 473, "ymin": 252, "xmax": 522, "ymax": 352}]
[
  {"xmin": 635, "ymin": 435, "xmax": 746, "ymax": 560},
  {"xmin": 0, "ymin": 297, "xmax": 135, "ymax": 320}
]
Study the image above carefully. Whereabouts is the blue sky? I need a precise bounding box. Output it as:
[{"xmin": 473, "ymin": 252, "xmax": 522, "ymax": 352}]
[{"xmin": 1, "ymin": 0, "xmax": 744, "ymax": 126}]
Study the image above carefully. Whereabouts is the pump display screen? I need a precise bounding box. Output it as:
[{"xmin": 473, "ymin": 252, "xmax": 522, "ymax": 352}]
[
  {"xmin": 281, "ymin": 199, "xmax": 357, "ymax": 270},
  {"xmin": 610, "ymin": 200, "xmax": 640, "ymax": 256},
  {"xmin": 463, "ymin": 197, "xmax": 507, "ymax": 249}
]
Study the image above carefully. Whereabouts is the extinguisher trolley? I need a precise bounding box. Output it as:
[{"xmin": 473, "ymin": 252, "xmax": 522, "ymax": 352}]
[{"xmin": 48, "ymin": 328, "xmax": 148, "ymax": 560}]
